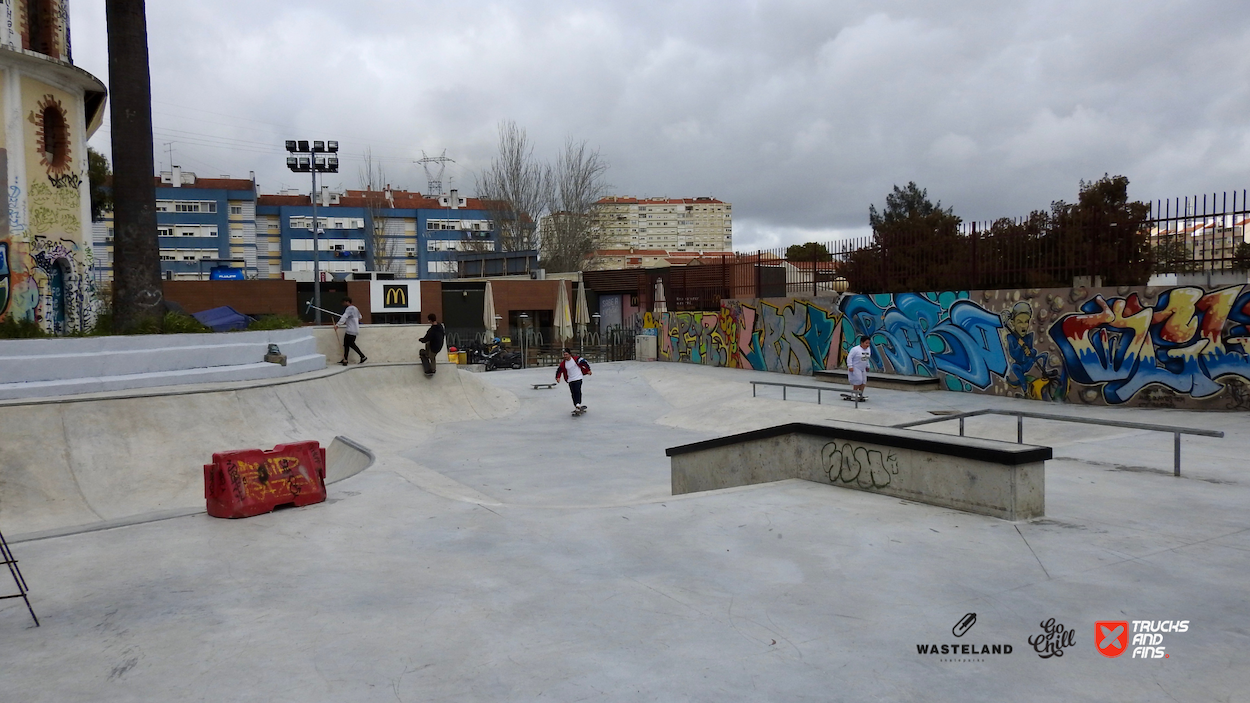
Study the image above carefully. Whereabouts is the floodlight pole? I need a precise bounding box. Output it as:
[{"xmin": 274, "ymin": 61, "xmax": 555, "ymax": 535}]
[
  {"xmin": 285, "ymin": 140, "xmax": 339, "ymax": 324},
  {"xmin": 311, "ymin": 165, "xmax": 322, "ymax": 323}
]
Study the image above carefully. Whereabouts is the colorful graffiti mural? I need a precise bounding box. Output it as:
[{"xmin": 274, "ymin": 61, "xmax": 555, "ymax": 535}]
[
  {"xmin": 659, "ymin": 299, "xmax": 843, "ymax": 373},
  {"xmin": 656, "ymin": 284, "xmax": 1250, "ymax": 410},
  {"xmin": 1051, "ymin": 287, "xmax": 1250, "ymax": 406}
]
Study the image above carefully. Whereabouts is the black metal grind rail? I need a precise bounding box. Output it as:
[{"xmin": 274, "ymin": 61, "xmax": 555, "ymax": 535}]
[{"xmin": 0, "ymin": 527, "xmax": 38, "ymax": 626}]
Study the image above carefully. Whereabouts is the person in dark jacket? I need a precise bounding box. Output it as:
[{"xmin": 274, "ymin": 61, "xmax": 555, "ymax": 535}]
[{"xmin": 419, "ymin": 313, "xmax": 446, "ymax": 373}]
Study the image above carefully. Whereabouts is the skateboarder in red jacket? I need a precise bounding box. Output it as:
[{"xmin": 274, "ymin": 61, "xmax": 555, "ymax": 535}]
[{"xmin": 555, "ymin": 348, "xmax": 592, "ymax": 413}]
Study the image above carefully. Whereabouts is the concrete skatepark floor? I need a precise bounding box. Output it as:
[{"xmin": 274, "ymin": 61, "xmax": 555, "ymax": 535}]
[{"xmin": 1, "ymin": 362, "xmax": 1247, "ymax": 701}]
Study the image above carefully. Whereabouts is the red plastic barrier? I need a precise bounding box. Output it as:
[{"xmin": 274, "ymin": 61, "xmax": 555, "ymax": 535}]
[{"xmin": 204, "ymin": 441, "xmax": 327, "ymax": 518}]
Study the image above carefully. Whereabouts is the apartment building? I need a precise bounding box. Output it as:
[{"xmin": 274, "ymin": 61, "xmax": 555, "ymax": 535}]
[
  {"xmin": 1150, "ymin": 216, "xmax": 1250, "ymax": 267},
  {"xmin": 92, "ymin": 168, "xmax": 259, "ymax": 281},
  {"xmin": 592, "ymin": 196, "xmax": 732, "ymax": 251},
  {"xmin": 255, "ymin": 188, "xmax": 500, "ymax": 280}
]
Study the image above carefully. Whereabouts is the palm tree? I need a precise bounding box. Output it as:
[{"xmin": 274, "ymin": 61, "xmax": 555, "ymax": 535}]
[{"xmin": 106, "ymin": 0, "xmax": 164, "ymax": 331}]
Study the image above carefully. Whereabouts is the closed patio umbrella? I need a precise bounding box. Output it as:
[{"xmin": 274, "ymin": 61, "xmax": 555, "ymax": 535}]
[
  {"xmin": 483, "ymin": 280, "xmax": 498, "ymax": 336},
  {"xmin": 555, "ymin": 281, "xmax": 574, "ymax": 344},
  {"xmin": 575, "ymin": 276, "xmax": 591, "ymax": 353}
]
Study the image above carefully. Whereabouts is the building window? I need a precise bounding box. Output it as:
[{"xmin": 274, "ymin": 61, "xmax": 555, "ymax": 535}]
[
  {"xmin": 230, "ymin": 205, "xmax": 243, "ymax": 215},
  {"xmin": 41, "ymin": 105, "xmax": 67, "ymax": 168},
  {"xmin": 24, "ymin": 0, "xmax": 56, "ymax": 57}
]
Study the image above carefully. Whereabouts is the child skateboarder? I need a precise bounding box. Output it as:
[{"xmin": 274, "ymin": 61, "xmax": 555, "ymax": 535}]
[
  {"xmin": 846, "ymin": 336, "xmax": 871, "ymax": 401},
  {"xmin": 555, "ymin": 348, "xmax": 592, "ymax": 415}
]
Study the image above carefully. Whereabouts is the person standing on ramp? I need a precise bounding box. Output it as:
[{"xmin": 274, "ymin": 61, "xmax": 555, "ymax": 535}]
[
  {"xmin": 555, "ymin": 348, "xmax": 592, "ymax": 415},
  {"xmin": 419, "ymin": 313, "xmax": 445, "ymax": 375},
  {"xmin": 847, "ymin": 336, "xmax": 872, "ymax": 401},
  {"xmin": 335, "ymin": 297, "xmax": 367, "ymax": 366}
]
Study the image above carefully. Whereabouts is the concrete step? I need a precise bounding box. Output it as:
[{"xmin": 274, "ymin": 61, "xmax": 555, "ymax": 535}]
[
  {"xmin": 0, "ymin": 353, "xmax": 325, "ymax": 400},
  {"xmin": 0, "ymin": 329, "xmax": 318, "ymax": 384}
]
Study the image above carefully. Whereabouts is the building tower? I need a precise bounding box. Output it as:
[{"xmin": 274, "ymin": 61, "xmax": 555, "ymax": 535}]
[{"xmin": 0, "ymin": 1, "xmax": 108, "ymax": 333}]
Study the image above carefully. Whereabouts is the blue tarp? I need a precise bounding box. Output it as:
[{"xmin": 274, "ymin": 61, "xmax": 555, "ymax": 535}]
[{"xmin": 192, "ymin": 306, "xmax": 253, "ymax": 332}]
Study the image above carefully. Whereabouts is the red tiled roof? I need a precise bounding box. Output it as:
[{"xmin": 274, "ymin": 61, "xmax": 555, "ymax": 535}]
[
  {"xmin": 257, "ymin": 194, "xmax": 311, "ymax": 206},
  {"xmin": 152, "ymin": 176, "xmax": 255, "ymax": 191},
  {"xmin": 596, "ymin": 196, "xmax": 725, "ymax": 205}
]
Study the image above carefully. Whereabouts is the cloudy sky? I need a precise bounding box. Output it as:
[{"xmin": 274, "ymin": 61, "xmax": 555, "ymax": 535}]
[{"xmin": 72, "ymin": 1, "xmax": 1250, "ymax": 250}]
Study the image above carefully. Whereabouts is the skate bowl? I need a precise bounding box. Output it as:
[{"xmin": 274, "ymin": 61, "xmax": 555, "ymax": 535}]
[
  {"xmin": 667, "ymin": 421, "xmax": 1050, "ymax": 520},
  {"xmin": 0, "ymin": 364, "xmax": 516, "ymax": 538}
]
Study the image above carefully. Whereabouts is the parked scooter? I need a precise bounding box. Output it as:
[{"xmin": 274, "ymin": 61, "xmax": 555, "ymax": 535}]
[{"xmin": 468, "ymin": 338, "xmax": 522, "ymax": 371}]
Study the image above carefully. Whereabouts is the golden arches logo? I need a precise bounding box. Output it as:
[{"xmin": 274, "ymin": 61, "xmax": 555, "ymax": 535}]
[{"xmin": 383, "ymin": 285, "xmax": 408, "ymax": 308}]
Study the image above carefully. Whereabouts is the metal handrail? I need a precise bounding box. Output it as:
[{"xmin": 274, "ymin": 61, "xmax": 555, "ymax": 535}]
[
  {"xmin": 751, "ymin": 380, "xmax": 849, "ymax": 405},
  {"xmin": 893, "ymin": 409, "xmax": 1224, "ymax": 476}
]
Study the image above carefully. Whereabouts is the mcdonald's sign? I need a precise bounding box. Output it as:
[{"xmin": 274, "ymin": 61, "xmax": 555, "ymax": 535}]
[
  {"xmin": 369, "ymin": 280, "xmax": 420, "ymax": 313},
  {"xmin": 383, "ymin": 285, "xmax": 407, "ymax": 308}
]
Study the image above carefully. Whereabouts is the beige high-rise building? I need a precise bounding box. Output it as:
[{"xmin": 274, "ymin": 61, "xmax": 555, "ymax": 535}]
[{"xmin": 593, "ymin": 196, "xmax": 732, "ymax": 251}]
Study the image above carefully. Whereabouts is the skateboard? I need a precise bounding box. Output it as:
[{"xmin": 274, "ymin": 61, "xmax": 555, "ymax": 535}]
[
  {"xmin": 419, "ymin": 349, "xmax": 435, "ymax": 376},
  {"xmin": 571, "ymin": 406, "xmax": 588, "ymax": 417},
  {"xmin": 841, "ymin": 393, "xmax": 867, "ymax": 402}
]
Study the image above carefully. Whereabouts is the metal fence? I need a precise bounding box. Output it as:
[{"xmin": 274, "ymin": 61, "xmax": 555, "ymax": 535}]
[
  {"xmin": 635, "ymin": 189, "xmax": 1248, "ymax": 302},
  {"xmin": 445, "ymin": 325, "xmax": 635, "ymax": 368}
]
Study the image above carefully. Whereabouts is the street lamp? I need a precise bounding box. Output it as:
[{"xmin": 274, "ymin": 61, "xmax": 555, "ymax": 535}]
[
  {"xmin": 285, "ymin": 139, "xmax": 339, "ymax": 323},
  {"xmin": 591, "ymin": 312, "xmax": 601, "ymax": 360},
  {"xmin": 518, "ymin": 312, "xmax": 529, "ymax": 369}
]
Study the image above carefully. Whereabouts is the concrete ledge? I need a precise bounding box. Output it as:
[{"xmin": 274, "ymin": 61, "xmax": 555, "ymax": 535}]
[
  {"xmin": 0, "ymin": 329, "xmax": 324, "ymax": 399},
  {"xmin": 311, "ymin": 324, "xmax": 449, "ymax": 364},
  {"xmin": 0, "ymin": 353, "xmax": 325, "ymax": 400},
  {"xmin": 667, "ymin": 422, "xmax": 1048, "ymax": 520},
  {"xmin": 813, "ymin": 369, "xmax": 941, "ymax": 390}
]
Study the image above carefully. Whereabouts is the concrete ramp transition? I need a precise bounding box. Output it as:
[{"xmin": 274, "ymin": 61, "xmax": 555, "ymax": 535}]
[
  {"xmin": 667, "ymin": 421, "xmax": 1051, "ymax": 520},
  {"xmin": 0, "ymin": 365, "xmax": 516, "ymax": 537}
]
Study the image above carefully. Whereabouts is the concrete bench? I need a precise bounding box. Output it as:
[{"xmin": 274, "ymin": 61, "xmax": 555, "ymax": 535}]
[
  {"xmin": 666, "ymin": 422, "xmax": 1050, "ymax": 520},
  {"xmin": 813, "ymin": 369, "xmax": 941, "ymax": 391}
]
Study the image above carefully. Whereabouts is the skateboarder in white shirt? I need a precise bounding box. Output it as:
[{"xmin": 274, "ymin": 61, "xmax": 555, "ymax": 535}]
[
  {"xmin": 847, "ymin": 336, "xmax": 871, "ymax": 401},
  {"xmin": 555, "ymin": 348, "xmax": 592, "ymax": 414}
]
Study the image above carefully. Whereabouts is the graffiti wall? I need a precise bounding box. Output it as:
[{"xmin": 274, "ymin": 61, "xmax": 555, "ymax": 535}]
[{"xmin": 657, "ymin": 284, "xmax": 1250, "ymax": 410}]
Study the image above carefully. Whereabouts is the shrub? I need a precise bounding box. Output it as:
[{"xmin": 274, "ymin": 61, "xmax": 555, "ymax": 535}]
[
  {"xmin": 0, "ymin": 316, "xmax": 48, "ymax": 338},
  {"xmin": 160, "ymin": 311, "xmax": 212, "ymax": 334},
  {"xmin": 246, "ymin": 314, "xmax": 304, "ymax": 331}
]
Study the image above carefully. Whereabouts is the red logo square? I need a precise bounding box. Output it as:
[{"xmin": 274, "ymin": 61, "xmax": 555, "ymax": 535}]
[{"xmin": 1096, "ymin": 621, "xmax": 1129, "ymax": 658}]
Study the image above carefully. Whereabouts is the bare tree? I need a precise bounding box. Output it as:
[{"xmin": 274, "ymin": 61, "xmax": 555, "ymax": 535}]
[
  {"xmin": 359, "ymin": 148, "xmax": 399, "ymax": 273},
  {"xmin": 106, "ymin": 0, "xmax": 164, "ymax": 330},
  {"xmin": 540, "ymin": 139, "xmax": 610, "ymax": 272},
  {"xmin": 476, "ymin": 121, "xmax": 548, "ymax": 253}
]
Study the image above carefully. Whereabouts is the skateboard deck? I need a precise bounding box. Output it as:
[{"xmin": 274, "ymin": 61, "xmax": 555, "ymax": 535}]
[
  {"xmin": 571, "ymin": 406, "xmax": 588, "ymax": 416},
  {"xmin": 419, "ymin": 349, "xmax": 435, "ymax": 376},
  {"xmin": 841, "ymin": 393, "xmax": 867, "ymax": 402}
]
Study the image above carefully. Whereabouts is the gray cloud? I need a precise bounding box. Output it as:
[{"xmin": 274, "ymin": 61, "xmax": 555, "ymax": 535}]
[{"xmin": 73, "ymin": 0, "xmax": 1250, "ymax": 250}]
